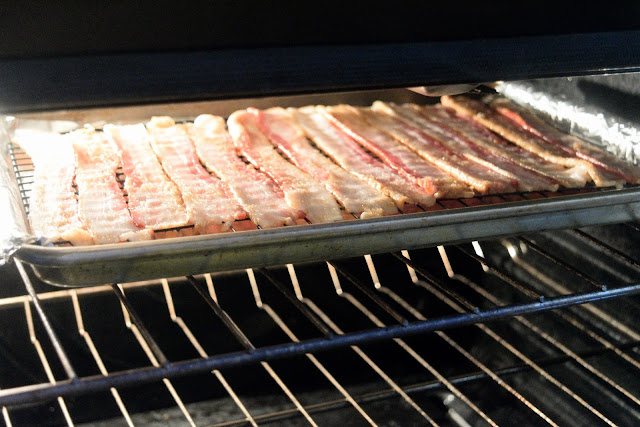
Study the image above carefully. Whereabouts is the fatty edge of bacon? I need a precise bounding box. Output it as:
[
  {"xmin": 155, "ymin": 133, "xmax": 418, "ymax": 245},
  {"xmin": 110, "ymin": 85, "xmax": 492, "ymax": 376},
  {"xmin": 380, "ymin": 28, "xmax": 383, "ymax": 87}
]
[
  {"xmin": 490, "ymin": 97, "xmax": 639, "ymax": 186},
  {"xmin": 146, "ymin": 116, "xmax": 248, "ymax": 234},
  {"xmin": 255, "ymin": 107, "xmax": 399, "ymax": 218},
  {"xmin": 12, "ymin": 130, "xmax": 94, "ymax": 245},
  {"xmin": 416, "ymin": 104, "xmax": 588, "ymax": 189},
  {"xmin": 189, "ymin": 114, "xmax": 301, "ymax": 228},
  {"xmin": 70, "ymin": 129, "xmax": 154, "ymax": 244},
  {"xmin": 103, "ymin": 123, "xmax": 191, "ymax": 230},
  {"xmin": 227, "ymin": 109, "xmax": 344, "ymax": 224},
  {"xmin": 290, "ymin": 106, "xmax": 434, "ymax": 208},
  {"xmin": 372, "ymin": 102, "xmax": 559, "ymax": 193}
]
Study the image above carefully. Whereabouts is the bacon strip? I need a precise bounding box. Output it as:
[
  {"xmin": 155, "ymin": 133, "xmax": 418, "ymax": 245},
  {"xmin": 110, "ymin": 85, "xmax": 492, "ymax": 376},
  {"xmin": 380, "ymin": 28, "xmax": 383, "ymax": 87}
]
[
  {"xmin": 327, "ymin": 104, "xmax": 514, "ymax": 195},
  {"xmin": 70, "ymin": 129, "xmax": 153, "ymax": 244},
  {"xmin": 372, "ymin": 102, "xmax": 559, "ymax": 192},
  {"xmin": 491, "ymin": 97, "xmax": 640, "ymax": 184},
  {"xmin": 324, "ymin": 105, "xmax": 475, "ymax": 198},
  {"xmin": 146, "ymin": 117, "xmax": 246, "ymax": 234},
  {"xmin": 227, "ymin": 109, "xmax": 343, "ymax": 224},
  {"xmin": 13, "ymin": 130, "xmax": 93, "ymax": 245},
  {"xmin": 419, "ymin": 104, "xmax": 589, "ymax": 188},
  {"xmin": 441, "ymin": 95, "xmax": 618, "ymax": 187},
  {"xmin": 441, "ymin": 95, "xmax": 577, "ymax": 163},
  {"xmin": 254, "ymin": 107, "xmax": 398, "ymax": 218},
  {"xmin": 104, "ymin": 124, "xmax": 190, "ymax": 230},
  {"xmin": 188, "ymin": 114, "xmax": 301, "ymax": 228},
  {"xmin": 291, "ymin": 106, "xmax": 435, "ymax": 208}
]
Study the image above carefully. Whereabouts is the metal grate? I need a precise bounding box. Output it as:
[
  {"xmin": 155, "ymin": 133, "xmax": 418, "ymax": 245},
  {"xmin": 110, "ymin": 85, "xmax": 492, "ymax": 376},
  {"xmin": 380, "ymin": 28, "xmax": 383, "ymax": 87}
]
[{"xmin": 0, "ymin": 223, "xmax": 639, "ymax": 425}]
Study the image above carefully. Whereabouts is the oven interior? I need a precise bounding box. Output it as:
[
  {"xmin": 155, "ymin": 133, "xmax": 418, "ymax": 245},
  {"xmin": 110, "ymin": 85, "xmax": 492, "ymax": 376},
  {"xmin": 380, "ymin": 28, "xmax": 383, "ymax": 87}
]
[{"xmin": 2, "ymin": 36, "xmax": 640, "ymax": 424}]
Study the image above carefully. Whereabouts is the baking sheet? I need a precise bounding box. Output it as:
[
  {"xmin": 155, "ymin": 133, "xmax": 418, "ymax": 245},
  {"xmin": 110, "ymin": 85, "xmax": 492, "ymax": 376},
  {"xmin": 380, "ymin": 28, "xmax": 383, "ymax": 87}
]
[{"xmin": 4, "ymin": 88, "xmax": 640, "ymax": 287}]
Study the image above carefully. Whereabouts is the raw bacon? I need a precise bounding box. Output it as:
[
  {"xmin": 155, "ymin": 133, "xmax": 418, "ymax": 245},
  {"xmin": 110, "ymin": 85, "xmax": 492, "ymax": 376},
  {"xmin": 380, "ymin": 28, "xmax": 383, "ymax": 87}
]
[
  {"xmin": 326, "ymin": 104, "xmax": 514, "ymax": 195},
  {"xmin": 491, "ymin": 97, "xmax": 640, "ymax": 184},
  {"xmin": 254, "ymin": 107, "xmax": 398, "ymax": 218},
  {"xmin": 419, "ymin": 104, "xmax": 589, "ymax": 188},
  {"xmin": 291, "ymin": 106, "xmax": 436, "ymax": 208},
  {"xmin": 188, "ymin": 114, "xmax": 301, "ymax": 228},
  {"xmin": 324, "ymin": 105, "xmax": 475, "ymax": 198},
  {"xmin": 70, "ymin": 129, "xmax": 153, "ymax": 244},
  {"xmin": 227, "ymin": 109, "xmax": 343, "ymax": 224},
  {"xmin": 104, "ymin": 124, "xmax": 190, "ymax": 230},
  {"xmin": 13, "ymin": 130, "xmax": 93, "ymax": 245},
  {"xmin": 146, "ymin": 116, "xmax": 246, "ymax": 234},
  {"xmin": 441, "ymin": 95, "xmax": 577, "ymax": 164},
  {"xmin": 441, "ymin": 95, "xmax": 619, "ymax": 187},
  {"xmin": 373, "ymin": 102, "xmax": 559, "ymax": 192},
  {"xmin": 16, "ymin": 96, "xmax": 630, "ymax": 247}
]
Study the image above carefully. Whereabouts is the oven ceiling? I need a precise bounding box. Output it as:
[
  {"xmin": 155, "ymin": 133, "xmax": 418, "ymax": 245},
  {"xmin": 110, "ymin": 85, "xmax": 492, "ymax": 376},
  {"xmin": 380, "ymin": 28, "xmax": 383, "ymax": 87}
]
[
  {"xmin": 2, "ymin": 4, "xmax": 640, "ymax": 112},
  {"xmin": 3, "ymin": 3, "xmax": 640, "ymax": 57}
]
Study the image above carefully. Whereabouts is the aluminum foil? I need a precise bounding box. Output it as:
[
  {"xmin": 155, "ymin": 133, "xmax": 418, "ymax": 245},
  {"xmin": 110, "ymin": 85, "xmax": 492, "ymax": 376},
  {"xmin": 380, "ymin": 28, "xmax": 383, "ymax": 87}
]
[
  {"xmin": 496, "ymin": 76, "xmax": 640, "ymax": 165},
  {"xmin": 0, "ymin": 116, "xmax": 37, "ymax": 265}
]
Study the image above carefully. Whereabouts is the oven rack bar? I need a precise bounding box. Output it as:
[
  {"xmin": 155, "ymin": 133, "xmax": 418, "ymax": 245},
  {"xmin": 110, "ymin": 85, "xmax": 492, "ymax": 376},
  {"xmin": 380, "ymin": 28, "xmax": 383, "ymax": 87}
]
[
  {"xmin": 458, "ymin": 240, "xmax": 640, "ymax": 366},
  {"xmin": 321, "ymin": 262, "xmax": 498, "ymax": 425},
  {"xmin": 247, "ymin": 269, "xmax": 395, "ymax": 425},
  {"xmin": 3, "ymin": 284, "xmax": 635, "ymax": 410},
  {"xmin": 1, "ymin": 267, "xmax": 639, "ymax": 413},
  {"xmin": 203, "ymin": 338, "xmax": 640, "ymax": 427},
  {"xmin": 400, "ymin": 248, "xmax": 637, "ymax": 425}
]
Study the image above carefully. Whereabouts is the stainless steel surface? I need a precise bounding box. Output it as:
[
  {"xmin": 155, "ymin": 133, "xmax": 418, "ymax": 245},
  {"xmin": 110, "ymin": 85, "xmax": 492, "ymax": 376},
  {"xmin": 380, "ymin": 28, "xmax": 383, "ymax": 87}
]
[
  {"xmin": 5, "ymin": 89, "xmax": 640, "ymax": 287},
  {"xmin": 0, "ymin": 225, "xmax": 639, "ymax": 425}
]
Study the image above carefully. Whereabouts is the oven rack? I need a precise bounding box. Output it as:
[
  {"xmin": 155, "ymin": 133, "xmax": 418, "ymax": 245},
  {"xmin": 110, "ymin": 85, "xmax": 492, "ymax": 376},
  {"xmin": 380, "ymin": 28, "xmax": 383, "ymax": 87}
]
[{"xmin": 1, "ymin": 225, "xmax": 639, "ymax": 425}]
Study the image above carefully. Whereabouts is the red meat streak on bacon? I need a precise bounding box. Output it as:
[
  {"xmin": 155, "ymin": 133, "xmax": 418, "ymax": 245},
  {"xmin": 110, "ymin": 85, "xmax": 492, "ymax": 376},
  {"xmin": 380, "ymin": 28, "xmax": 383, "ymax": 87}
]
[
  {"xmin": 373, "ymin": 102, "xmax": 559, "ymax": 192},
  {"xmin": 357, "ymin": 106, "xmax": 476, "ymax": 198},
  {"xmin": 104, "ymin": 123, "xmax": 190, "ymax": 231},
  {"xmin": 146, "ymin": 116, "xmax": 246, "ymax": 234},
  {"xmin": 323, "ymin": 106, "xmax": 440, "ymax": 195},
  {"xmin": 70, "ymin": 129, "xmax": 154, "ymax": 244},
  {"xmin": 188, "ymin": 114, "xmax": 301, "ymax": 228},
  {"xmin": 491, "ymin": 98, "xmax": 640, "ymax": 185},
  {"xmin": 440, "ymin": 96, "xmax": 621, "ymax": 187},
  {"xmin": 326, "ymin": 104, "xmax": 514, "ymax": 195},
  {"xmin": 227, "ymin": 109, "xmax": 343, "ymax": 224},
  {"xmin": 422, "ymin": 104, "xmax": 589, "ymax": 188},
  {"xmin": 441, "ymin": 95, "xmax": 578, "ymax": 164},
  {"xmin": 291, "ymin": 106, "xmax": 435, "ymax": 209},
  {"xmin": 253, "ymin": 107, "xmax": 398, "ymax": 219}
]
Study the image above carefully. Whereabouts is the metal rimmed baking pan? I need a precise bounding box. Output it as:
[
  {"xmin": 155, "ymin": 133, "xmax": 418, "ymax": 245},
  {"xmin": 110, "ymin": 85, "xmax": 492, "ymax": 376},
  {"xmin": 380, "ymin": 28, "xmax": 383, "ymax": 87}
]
[
  {"xmin": 10, "ymin": 187, "xmax": 640, "ymax": 287},
  {"xmin": 4, "ymin": 89, "xmax": 640, "ymax": 287}
]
